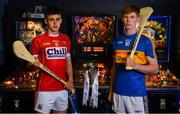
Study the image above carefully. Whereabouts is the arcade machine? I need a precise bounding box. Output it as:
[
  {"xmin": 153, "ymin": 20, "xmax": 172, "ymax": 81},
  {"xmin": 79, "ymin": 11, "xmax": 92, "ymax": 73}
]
[
  {"xmin": 71, "ymin": 15, "xmax": 116, "ymax": 112},
  {"xmin": 143, "ymin": 16, "xmax": 180, "ymax": 113},
  {"xmin": 0, "ymin": 6, "xmax": 46, "ymax": 113}
]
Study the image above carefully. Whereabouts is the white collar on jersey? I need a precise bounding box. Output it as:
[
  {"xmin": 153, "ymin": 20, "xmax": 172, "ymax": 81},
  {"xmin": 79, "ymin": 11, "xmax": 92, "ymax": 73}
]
[{"xmin": 48, "ymin": 32, "xmax": 59, "ymax": 37}]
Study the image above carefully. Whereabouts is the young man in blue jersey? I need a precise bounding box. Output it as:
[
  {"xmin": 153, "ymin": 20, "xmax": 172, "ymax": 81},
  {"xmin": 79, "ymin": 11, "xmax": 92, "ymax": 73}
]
[{"xmin": 108, "ymin": 5, "xmax": 159, "ymax": 113}]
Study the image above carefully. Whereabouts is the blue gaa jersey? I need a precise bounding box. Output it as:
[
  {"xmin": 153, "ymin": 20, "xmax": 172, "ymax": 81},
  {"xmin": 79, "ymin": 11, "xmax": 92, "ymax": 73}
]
[{"xmin": 112, "ymin": 32, "xmax": 157, "ymax": 96}]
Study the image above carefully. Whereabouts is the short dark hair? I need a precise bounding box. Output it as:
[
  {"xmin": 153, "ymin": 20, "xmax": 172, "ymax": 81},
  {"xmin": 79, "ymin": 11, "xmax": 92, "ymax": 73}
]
[
  {"xmin": 45, "ymin": 7, "xmax": 62, "ymax": 18},
  {"xmin": 121, "ymin": 5, "xmax": 140, "ymax": 17}
]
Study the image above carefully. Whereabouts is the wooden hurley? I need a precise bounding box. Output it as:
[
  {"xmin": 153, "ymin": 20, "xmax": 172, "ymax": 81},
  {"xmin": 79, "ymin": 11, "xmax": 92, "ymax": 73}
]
[{"xmin": 126, "ymin": 7, "xmax": 154, "ymax": 70}]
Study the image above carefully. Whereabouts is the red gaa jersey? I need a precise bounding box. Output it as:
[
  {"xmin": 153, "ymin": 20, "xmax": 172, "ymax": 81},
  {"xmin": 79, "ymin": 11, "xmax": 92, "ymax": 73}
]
[{"xmin": 31, "ymin": 32, "xmax": 71, "ymax": 91}]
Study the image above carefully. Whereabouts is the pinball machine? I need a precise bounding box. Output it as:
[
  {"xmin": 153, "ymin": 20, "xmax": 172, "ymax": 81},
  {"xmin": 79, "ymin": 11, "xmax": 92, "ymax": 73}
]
[
  {"xmin": 71, "ymin": 15, "xmax": 116, "ymax": 112},
  {"xmin": 144, "ymin": 16, "xmax": 180, "ymax": 113},
  {"xmin": 0, "ymin": 6, "xmax": 45, "ymax": 113}
]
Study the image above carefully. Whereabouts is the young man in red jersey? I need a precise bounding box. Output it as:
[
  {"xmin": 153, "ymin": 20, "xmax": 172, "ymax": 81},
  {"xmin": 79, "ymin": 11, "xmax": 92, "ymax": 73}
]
[{"xmin": 31, "ymin": 7, "xmax": 74, "ymax": 113}]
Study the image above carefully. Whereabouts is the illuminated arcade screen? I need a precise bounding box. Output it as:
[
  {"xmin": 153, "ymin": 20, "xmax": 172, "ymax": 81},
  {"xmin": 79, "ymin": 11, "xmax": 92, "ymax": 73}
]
[
  {"xmin": 72, "ymin": 15, "xmax": 116, "ymax": 44},
  {"xmin": 143, "ymin": 16, "xmax": 171, "ymax": 63}
]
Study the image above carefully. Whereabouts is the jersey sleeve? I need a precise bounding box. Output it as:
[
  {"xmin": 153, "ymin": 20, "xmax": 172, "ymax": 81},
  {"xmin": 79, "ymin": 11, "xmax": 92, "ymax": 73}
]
[
  {"xmin": 112, "ymin": 38, "xmax": 116, "ymax": 50},
  {"xmin": 30, "ymin": 37, "xmax": 40, "ymax": 56},
  {"xmin": 65, "ymin": 35, "xmax": 71, "ymax": 57},
  {"xmin": 144, "ymin": 36, "xmax": 157, "ymax": 59}
]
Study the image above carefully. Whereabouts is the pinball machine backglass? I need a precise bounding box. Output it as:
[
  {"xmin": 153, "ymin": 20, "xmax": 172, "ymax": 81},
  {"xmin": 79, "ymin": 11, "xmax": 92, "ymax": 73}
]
[{"xmin": 71, "ymin": 15, "xmax": 116, "ymax": 87}]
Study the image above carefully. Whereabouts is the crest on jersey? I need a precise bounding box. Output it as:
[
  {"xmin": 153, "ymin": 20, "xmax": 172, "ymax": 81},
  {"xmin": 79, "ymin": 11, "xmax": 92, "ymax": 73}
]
[
  {"xmin": 125, "ymin": 39, "xmax": 131, "ymax": 46},
  {"xmin": 62, "ymin": 41, "xmax": 66, "ymax": 46},
  {"xmin": 117, "ymin": 41, "xmax": 123, "ymax": 44}
]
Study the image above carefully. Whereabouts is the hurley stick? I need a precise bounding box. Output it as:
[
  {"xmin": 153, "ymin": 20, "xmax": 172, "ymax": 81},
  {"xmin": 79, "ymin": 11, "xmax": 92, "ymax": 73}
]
[{"xmin": 126, "ymin": 7, "xmax": 153, "ymax": 70}]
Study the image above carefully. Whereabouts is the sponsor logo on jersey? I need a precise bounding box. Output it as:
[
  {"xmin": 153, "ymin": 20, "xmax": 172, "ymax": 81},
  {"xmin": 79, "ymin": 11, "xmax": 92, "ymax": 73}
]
[
  {"xmin": 43, "ymin": 42, "xmax": 51, "ymax": 46},
  {"xmin": 115, "ymin": 50, "xmax": 147, "ymax": 64},
  {"xmin": 115, "ymin": 50, "xmax": 129, "ymax": 63},
  {"xmin": 46, "ymin": 47, "xmax": 67, "ymax": 59}
]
